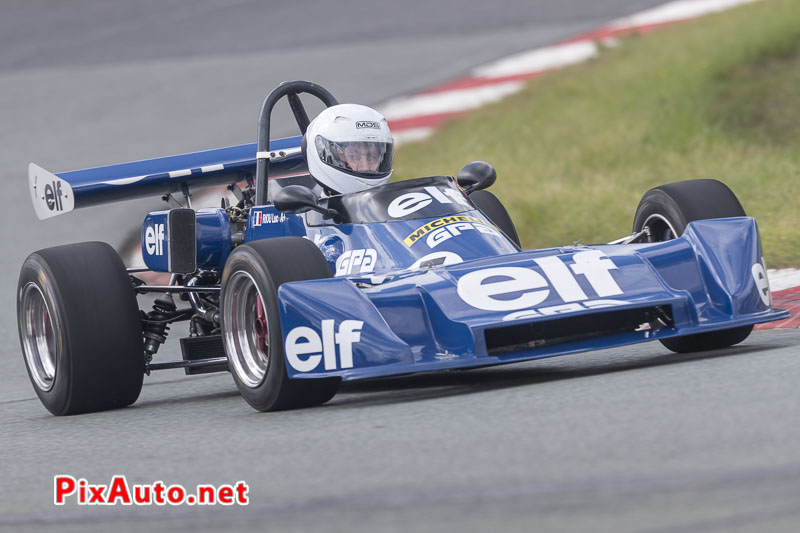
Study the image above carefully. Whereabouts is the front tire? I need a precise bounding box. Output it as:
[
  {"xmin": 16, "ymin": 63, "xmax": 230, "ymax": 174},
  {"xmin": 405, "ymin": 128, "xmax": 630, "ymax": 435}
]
[
  {"xmin": 632, "ymin": 179, "xmax": 752, "ymax": 353},
  {"xmin": 220, "ymin": 237, "xmax": 340, "ymax": 411},
  {"xmin": 633, "ymin": 179, "xmax": 745, "ymax": 240},
  {"xmin": 17, "ymin": 242, "xmax": 144, "ymax": 415}
]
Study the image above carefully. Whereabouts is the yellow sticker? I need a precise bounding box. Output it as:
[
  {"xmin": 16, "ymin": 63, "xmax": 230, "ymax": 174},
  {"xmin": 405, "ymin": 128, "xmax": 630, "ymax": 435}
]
[{"xmin": 403, "ymin": 215, "xmax": 487, "ymax": 246}]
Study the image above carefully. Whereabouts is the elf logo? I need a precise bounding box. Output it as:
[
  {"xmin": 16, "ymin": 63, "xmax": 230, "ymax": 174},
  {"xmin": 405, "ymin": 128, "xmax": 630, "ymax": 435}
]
[
  {"xmin": 44, "ymin": 181, "xmax": 64, "ymax": 211},
  {"xmin": 285, "ymin": 320, "xmax": 363, "ymax": 372},
  {"xmin": 457, "ymin": 250, "xmax": 623, "ymax": 315},
  {"xmin": 388, "ymin": 186, "xmax": 471, "ymax": 218},
  {"xmin": 144, "ymin": 223, "xmax": 165, "ymax": 256}
]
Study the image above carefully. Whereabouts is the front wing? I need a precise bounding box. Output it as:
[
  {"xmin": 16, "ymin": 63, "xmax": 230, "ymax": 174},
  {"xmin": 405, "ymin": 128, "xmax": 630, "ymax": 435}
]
[{"xmin": 276, "ymin": 217, "xmax": 788, "ymax": 380}]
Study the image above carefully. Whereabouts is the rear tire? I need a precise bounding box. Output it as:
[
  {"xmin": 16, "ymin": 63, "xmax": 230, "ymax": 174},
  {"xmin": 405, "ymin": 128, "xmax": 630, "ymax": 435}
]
[
  {"xmin": 469, "ymin": 189, "xmax": 521, "ymax": 247},
  {"xmin": 632, "ymin": 179, "xmax": 752, "ymax": 353},
  {"xmin": 17, "ymin": 242, "xmax": 144, "ymax": 415},
  {"xmin": 220, "ymin": 237, "xmax": 340, "ymax": 411}
]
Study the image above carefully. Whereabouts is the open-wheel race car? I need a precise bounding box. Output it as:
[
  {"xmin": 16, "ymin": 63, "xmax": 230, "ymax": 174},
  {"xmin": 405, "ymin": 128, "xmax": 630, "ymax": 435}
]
[{"xmin": 18, "ymin": 80, "xmax": 788, "ymax": 415}]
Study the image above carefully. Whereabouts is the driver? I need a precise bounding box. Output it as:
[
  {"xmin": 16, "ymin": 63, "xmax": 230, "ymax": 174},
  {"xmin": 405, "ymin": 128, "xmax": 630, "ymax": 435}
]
[{"xmin": 303, "ymin": 104, "xmax": 394, "ymax": 195}]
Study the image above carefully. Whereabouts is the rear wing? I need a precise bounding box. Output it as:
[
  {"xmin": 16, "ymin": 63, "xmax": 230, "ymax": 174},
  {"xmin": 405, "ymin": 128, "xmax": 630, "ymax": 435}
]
[{"xmin": 28, "ymin": 136, "xmax": 304, "ymax": 220}]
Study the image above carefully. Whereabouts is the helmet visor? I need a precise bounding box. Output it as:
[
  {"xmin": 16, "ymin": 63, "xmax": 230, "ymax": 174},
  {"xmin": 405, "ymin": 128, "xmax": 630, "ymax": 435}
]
[{"xmin": 315, "ymin": 136, "xmax": 393, "ymax": 178}]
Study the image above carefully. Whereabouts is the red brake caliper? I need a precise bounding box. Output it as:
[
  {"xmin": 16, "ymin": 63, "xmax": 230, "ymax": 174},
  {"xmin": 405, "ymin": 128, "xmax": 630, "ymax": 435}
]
[{"xmin": 254, "ymin": 295, "xmax": 269, "ymax": 355}]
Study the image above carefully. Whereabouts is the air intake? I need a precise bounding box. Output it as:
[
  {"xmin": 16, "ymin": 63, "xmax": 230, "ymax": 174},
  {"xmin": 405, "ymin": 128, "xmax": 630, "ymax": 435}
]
[{"xmin": 484, "ymin": 306, "xmax": 673, "ymax": 356}]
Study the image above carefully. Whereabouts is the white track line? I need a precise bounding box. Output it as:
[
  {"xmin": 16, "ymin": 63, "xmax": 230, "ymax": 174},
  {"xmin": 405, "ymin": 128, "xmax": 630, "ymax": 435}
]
[
  {"xmin": 607, "ymin": 0, "xmax": 760, "ymax": 30},
  {"xmin": 392, "ymin": 127, "xmax": 436, "ymax": 145},
  {"xmin": 472, "ymin": 40, "xmax": 599, "ymax": 79},
  {"xmin": 379, "ymin": 81, "xmax": 525, "ymax": 122},
  {"xmin": 767, "ymin": 269, "xmax": 800, "ymax": 292},
  {"xmin": 386, "ymin": 0, "xmax": 763, "ymax": 146}
]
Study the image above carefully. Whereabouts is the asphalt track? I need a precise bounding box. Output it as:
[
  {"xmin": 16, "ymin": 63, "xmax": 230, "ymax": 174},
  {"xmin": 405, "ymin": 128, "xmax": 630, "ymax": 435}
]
[{"xmin": 2, "ymin": 1, "xmax": 799, "ymax": 531}]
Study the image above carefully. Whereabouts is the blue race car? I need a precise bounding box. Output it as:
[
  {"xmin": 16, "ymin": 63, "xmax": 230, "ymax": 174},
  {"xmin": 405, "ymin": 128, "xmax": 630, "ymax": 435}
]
[{"xmin": 18, "ymin": 81, "xmax": 788, "ymax": 415}]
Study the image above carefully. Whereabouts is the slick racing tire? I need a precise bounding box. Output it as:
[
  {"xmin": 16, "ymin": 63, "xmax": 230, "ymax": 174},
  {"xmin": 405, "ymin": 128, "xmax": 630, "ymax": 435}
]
[
  {"xmin": 469, "ymin": 189, "xmax": 521, "ymax": 248},
  {"xmin": 17, "ymin": 242, "xmax": 144, "ymax": 415},
  {"xmin": 220, "ymin": 237, "xmax": 340, "ymax": 411},
  {"xmin": 632, "ymin": 179, "xmax": 752, "ymax": 353}
]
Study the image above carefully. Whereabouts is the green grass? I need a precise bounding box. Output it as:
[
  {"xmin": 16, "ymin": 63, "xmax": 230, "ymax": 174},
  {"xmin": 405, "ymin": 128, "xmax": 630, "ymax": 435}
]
[{"xmin": 393, "ymin": 0, "xmax": 800, "ymax": 267}]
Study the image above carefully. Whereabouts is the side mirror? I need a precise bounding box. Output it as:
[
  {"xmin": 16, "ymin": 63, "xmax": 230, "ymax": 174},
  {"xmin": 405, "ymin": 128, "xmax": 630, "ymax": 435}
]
[
  {"xmin": 457, "ymin": 161, "xmax": 497, "ymax": 193},
  {"xmin": 273, "ymin": 185, "xmax": 320, "ymax": 213},
  {"xmin": 273, "ymin": 185, "xmax": 338, "ymax": 219}
]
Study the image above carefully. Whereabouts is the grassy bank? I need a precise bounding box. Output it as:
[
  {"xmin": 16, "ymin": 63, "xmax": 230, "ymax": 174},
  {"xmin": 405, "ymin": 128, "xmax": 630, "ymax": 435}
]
[{"xmin": 393, "ymin": 0, "xmax": 800, "ymax": 267}]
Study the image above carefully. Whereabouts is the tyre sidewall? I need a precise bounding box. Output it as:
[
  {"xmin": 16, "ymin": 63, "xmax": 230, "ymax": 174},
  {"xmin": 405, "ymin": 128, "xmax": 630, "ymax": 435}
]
[
  {"xmin": 17, "ymin": 243, "xmax": 144, "ymax": 415},
  {"xmin": 220, "ymin": 246, "xmax": 288, "ymax": 411},
  {"xmin": 221, "ymin": 238, "xmax": 340, "ymax": 411},
  {"xmin": 632, "ymin": 189, "xmax": 689, "ymax": 236},
  {"xmin": 633, "ymin": 179, "xmax": 746, "ymax": 235},
  {"xmin": 17, "ymin": 254, "xmax": 73, "ymax": 415}
]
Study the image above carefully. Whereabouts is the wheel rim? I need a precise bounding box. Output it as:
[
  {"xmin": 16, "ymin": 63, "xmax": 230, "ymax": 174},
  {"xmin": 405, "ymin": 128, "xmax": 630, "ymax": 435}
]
[
  {"xmin": 20, "ymin": 282, "xmax": 58, "ymax": 391},
  {"xmin": 223, "ymin": 271, "xmax": 270, "ymax": 388},
  {"xmin": 642, "ymin": 214, "xmax": 679, "ymax": 242}
]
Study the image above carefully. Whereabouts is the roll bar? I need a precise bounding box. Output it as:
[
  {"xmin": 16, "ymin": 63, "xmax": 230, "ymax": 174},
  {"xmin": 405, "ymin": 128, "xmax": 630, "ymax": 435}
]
[{"xmin": 255, "ymin": 81, "xmax": 339, "ymax": 205}]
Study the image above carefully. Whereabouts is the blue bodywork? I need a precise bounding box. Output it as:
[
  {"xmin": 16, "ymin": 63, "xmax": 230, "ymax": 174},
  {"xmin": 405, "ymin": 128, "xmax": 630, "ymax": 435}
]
[
  {"xmin": 32, "ymin": 135, "xmax": 789, "ymax": 383},
  {"xmin": 274, "ymin": 216, "xmax": 785, "ymax": 380}
]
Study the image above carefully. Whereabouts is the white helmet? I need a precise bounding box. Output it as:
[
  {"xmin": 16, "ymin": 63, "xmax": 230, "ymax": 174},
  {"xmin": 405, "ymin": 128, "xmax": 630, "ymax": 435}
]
[{"xmin": 304, "ymin": 104, "xmax": 393, "ymax": 195}]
